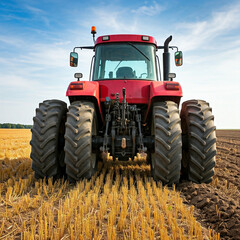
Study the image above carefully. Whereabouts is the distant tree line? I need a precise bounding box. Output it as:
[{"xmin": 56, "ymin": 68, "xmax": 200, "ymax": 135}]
[{"xmin": 0, "ymin": 123, "xmax": 32, "ymax": 129}]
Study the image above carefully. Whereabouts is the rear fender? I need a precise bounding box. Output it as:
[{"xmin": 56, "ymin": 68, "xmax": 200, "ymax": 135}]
[
  {"xmin": 144, "ymin": 81, "xmax": 183, "ymax": 122},
  {"xmin": 66, "ymin": 81, "xmax": 104, "ymax": 123}
]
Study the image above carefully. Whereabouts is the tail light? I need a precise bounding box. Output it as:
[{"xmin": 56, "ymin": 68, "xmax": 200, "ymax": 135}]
[
  {"xmin": 165, "ymin": 82, "xmax": 180, "ymax": 90},
  {"xmin": 70, "ymin": 82, "xmax": 84, "ymax": 90}
]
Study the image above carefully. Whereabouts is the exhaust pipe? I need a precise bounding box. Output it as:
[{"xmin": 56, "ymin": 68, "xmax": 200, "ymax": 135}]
[{"xmin": 163, "ymin": 35, "xmax": 172, "ymax": 81}]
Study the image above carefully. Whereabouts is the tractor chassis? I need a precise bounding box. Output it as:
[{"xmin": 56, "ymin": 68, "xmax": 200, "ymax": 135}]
[{"xmin": 92, "ymin": 88, "xmax": 154, "ymax": 160}]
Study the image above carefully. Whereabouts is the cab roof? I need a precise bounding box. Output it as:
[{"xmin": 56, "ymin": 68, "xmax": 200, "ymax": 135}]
[{"xmin": 95, "ymin": 34, "xmax": 157, "ymax": 46}]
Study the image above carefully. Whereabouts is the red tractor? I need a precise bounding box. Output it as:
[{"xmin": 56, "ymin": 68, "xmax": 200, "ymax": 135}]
[{"xmin": 30, "ymin": 27, "xmax": 216, "ymax": 185}]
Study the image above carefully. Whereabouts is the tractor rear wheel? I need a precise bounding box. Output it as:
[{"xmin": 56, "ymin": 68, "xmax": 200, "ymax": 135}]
[
  {"xmin": 151, "ymin": 101, "xmax": 182, "ymax": 185},
  {"xmin": 180, "ymin": 100, "xmax": 216, "ymax": 183},
  {"xmin": 64, "ymin": 101, "xmax": 98, "ymax": 182},
  {"xmin": 30, "ymin": 100, "xmax": 67, "ymax": 180}
]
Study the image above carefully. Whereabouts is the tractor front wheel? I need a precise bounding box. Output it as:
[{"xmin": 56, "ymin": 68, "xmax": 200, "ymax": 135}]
[
  {"xmin": 64, "ymin": 101, "xmax": 98, "ymax": 182},
  {"xmin": 151, "ymin": 101, "xmax": 182, "ymax": 185}
]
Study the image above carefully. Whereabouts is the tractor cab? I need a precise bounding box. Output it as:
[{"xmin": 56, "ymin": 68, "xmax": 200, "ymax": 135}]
[{"xmin": 92, "ymin": 37, "xmax": 158, "ymax": 81}]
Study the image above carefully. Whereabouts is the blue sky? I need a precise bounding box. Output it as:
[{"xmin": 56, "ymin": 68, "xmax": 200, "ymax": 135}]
[{"xmin": 0, "ymin": 0, "xmax": 239, "ymax": 129}]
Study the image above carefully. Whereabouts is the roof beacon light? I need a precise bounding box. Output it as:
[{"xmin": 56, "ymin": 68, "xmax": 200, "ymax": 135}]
[
  {"xmin": 142, "ymin": 36, "xmax": 149, "ymax": 41},
  {"xmin": 91, "ymin": 26, "xmax": 97, "ymax": 35},
  {"xmin": 102, "ymin": 36, "xmax": 110, "ymax": 41},
  {"xmin": 91, "ymin": 26, "xmax": 97, "ymax": 44}
]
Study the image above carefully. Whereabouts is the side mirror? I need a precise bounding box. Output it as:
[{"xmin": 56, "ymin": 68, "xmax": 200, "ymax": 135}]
[
  {"xmin": 175, "ymin": 51, "xmax": 183, "ymax": 66},
  {"xmin": 70, "ymin": 52, "xmax": 78, "ymax": 67}
]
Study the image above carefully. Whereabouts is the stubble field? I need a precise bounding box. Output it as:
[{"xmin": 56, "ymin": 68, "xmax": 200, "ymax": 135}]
[{"xmin": 0, "ymin": 129, "xmax": 239, "ymax": 239}]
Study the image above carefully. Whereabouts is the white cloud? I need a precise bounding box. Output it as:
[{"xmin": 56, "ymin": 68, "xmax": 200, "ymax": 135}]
[
  {"xmin": 0, "ymin": 74, "xmax": 37, "ymax": 88},
  {"xmin": 24, "ymin": 5, "xmax": 45, "ymax": 15},
  {"xmin": 176, "ymin": 3, "xmax": 240, "ymax": 51},
  {"xmin": 20, "ymin": 45, "xmax": 69, "ymax": 67},
  {"xmin": 131, "ymin": 1, "xmax": 165, "ymax": 16},
  {"xmin": 23, "ymin": 4, "xmax": 50, "ymax": 26},
  {"xmin": 0, "ymin": 37, "xmax": 71, "ymax": 69},
  {"xmin": 88, "ymin": 8, "xmax": 139, "ymax": 33},
  {"xmin": 0, "ymin": 35, "xmax": 26, "ymax": 47}
]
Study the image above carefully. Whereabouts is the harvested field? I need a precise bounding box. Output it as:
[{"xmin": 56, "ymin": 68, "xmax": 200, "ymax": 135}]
[
  {"xmin": 0, "ymin": 129, "xmax": 239, "ymax": 239},
  {"xmin": 0, "ymin": 129, "xmax": 31, "ymax": 160}
]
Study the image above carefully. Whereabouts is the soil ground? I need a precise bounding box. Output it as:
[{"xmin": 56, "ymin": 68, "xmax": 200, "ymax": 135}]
[{"xmin": 178, "ymin": 130, "xmax": 240, "ymax": 240}]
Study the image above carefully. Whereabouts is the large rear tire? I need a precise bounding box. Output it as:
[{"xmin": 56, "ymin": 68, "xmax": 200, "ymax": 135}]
[
  {"xmin": 151, "ymin": 101, "xmax": 182, "ymax": 185},
  {"xmin": 64, "ymin": 101, "xmax": 98, "ymax": 182},
  {"xmin": 30, "ymin": 100, "xmax": 67, "ymax": 180},
  {"xmin": 180, "ymin": 100, "xmax": 216, "ymax": 183}
]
